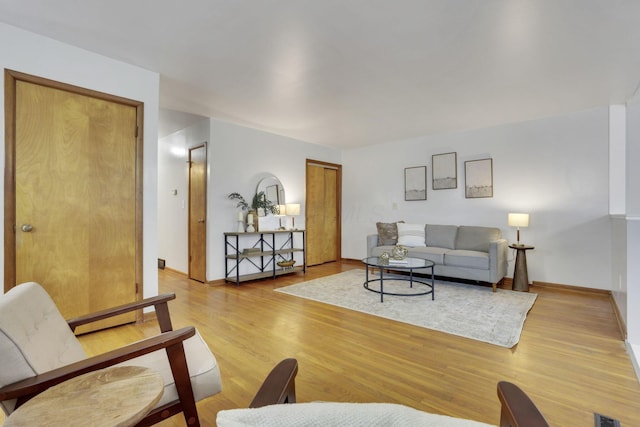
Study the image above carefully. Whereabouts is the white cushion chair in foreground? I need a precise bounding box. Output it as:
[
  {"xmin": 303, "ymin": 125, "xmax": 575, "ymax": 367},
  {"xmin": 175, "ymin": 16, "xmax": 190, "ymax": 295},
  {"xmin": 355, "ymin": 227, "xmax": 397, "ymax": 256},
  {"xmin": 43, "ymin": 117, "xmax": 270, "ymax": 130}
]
[
  {"xmin": 0, "ymin": 282, "xmax": 221, "ymax": 426},
  {"xmin": 218, "ymin": 359, "xmax": 550, "ymax": 427}
]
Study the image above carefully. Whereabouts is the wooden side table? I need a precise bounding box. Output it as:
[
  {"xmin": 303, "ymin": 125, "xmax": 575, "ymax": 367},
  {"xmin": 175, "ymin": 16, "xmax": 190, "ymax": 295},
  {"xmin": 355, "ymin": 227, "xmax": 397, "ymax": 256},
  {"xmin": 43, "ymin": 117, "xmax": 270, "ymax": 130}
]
[
  {"xmin": 5, "ymin": 366, "xmax": 163, "ymax": 427},
  {"xmin": 509, "ymin": 244, "xmax": 534, "ymax": 292}
]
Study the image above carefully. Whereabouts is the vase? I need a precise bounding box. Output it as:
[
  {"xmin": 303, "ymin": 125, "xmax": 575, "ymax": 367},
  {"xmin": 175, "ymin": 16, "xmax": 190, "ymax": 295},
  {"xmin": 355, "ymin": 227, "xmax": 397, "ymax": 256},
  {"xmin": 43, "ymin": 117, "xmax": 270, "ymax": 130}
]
[{"xmin": 392, "ymin": 245, "xmax": 408, "ymax": 260}]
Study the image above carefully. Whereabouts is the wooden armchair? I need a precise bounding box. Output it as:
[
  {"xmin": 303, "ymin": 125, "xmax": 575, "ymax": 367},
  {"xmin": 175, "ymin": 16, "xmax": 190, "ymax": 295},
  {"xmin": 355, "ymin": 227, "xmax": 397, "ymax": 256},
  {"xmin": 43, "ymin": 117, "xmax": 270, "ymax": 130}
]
[
  {"xmin": 0, "ymin": 282, "xmax": 221, "ymax": 426},
  {"xmin": 225, "ymin": 358, "xmax": 549, "ymax": 427}
]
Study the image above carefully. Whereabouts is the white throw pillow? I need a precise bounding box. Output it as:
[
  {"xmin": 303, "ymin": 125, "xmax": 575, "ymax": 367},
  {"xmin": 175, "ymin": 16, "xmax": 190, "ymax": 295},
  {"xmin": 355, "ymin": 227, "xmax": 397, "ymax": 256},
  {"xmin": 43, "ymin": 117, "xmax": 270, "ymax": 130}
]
[{"xmin": 396, "ymin": 223, "xmax": 426, "ymax": 246}]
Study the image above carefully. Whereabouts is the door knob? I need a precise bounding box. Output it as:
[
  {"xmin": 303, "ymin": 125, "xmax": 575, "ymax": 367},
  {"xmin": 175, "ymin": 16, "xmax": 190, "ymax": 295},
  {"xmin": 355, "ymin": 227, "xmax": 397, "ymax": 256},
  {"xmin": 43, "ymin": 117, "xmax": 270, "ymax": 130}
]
[
  {"xmin": 21, "ymin": 224, "xmax": 33, "ymax": 232},
  {"xmin": 197, "ymin": 218, "xmax": 205, "ymax": 223}
]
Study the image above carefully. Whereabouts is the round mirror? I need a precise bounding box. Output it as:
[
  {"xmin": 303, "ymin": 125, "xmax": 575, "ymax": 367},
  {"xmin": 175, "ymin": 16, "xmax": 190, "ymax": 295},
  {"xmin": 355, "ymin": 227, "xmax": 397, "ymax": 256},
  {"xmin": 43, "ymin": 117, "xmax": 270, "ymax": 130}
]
[{"xmin": 256, "ymin": 176, "xmax": 285, "ymax": 211}]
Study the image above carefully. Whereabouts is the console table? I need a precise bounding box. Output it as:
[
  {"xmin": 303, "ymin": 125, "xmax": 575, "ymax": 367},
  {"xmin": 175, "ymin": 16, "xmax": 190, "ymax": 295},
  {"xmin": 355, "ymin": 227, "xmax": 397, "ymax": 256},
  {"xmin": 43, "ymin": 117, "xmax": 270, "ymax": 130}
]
[
  {"xmin": 509, "ymin": 244, "xmax": 534, "ymax": 292},
  {"xmin": 224, "ymin": 230, "xmax": 306, "ymax": 285}
]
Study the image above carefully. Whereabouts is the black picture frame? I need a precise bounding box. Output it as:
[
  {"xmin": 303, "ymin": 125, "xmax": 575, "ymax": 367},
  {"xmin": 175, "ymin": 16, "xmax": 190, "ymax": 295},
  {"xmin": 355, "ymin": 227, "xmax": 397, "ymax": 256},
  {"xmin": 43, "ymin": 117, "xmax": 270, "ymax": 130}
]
[
  {"xmin": 432, "ymin": 152, "xmax": 457, "ymax": 190},
  {"xmin": 465, "ymin": 158, "xmax": 493, "ymax": 198},
  {"xmin": 404, "ymin": 166, "xmax": 427, "ymax": 201}
]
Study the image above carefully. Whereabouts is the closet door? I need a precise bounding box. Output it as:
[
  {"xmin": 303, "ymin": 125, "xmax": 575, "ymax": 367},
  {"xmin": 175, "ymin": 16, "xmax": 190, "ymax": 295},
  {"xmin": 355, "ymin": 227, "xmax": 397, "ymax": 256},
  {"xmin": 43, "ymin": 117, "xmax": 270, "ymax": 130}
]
[
  {"xmin": 306, "ymin": 161, "xmax": 341, "ymax": 266},
  {"xmin": 6, "ymin": 71, "xmax": 142, "ymax": 333}
]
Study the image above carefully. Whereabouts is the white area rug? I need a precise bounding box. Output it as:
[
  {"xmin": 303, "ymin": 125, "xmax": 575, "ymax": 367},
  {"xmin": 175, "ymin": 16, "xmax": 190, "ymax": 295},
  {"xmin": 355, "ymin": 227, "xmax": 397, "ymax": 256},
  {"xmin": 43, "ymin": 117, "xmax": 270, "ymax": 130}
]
[{"xmin": 276, "ymin": 269, "xmax": 537, "ymax": 348}]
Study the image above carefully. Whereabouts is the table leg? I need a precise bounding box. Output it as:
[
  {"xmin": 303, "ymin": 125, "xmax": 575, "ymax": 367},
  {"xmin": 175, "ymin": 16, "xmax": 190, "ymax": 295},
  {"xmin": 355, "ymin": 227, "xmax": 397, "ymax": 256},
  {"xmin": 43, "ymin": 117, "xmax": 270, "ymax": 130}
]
[
  {"xmin": 431, "ymin": 265, "xmax": 435, "ymax": 300},
  {"xmin": 379, "ymin": 267, "xmax": 384, "ymax": 302},
  {"xmin": 513, "ymin": 249, "xmax": 530, "ymax": 292}
]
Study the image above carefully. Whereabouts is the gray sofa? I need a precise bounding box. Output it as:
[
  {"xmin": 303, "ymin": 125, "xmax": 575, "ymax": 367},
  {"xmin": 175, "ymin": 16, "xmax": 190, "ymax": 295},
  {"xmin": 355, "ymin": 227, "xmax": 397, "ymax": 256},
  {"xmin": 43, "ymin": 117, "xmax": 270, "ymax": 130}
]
[{"xmin": 367, "ymin": 223, "xmax": 508, "ymax": 291}]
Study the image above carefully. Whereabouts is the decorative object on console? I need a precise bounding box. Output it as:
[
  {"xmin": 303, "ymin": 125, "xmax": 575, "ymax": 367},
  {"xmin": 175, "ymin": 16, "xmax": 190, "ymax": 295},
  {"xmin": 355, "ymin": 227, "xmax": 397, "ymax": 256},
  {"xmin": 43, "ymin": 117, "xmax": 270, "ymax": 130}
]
[
  {"xmin": 227, "ymin": 191, "xmax": 279, "ymax": 215},
  {"xmin": 404, "ymin": 166, "xmax": 427, "ymax": 201},
  {"xmin": 286, "ymin": 203, "xmax": 300, "ymax": 229},
  {"xmin": 237, "ymin": 211, "xmax": 245, "ymax": 233},
  {"xmin": 432, "ymin": 152, "xmax": 457, "ymax": 190},
  {"xmin": 277, "ymin": 259, "xmax": 296, "ymax": 269},
  {"xmin": 276, "ymin": 204, "xmax": 287, "ymax": 229},
  {"xmin": 465, "ymin": 158, "xmax": 493, "ymax": 198},
  {"xmin": 507, "ymin": 213, "xmax": 529, "ymax": 245},
  {"xmin": 246, "ymin": 212, "xmax": 256, "ymax": 232}
]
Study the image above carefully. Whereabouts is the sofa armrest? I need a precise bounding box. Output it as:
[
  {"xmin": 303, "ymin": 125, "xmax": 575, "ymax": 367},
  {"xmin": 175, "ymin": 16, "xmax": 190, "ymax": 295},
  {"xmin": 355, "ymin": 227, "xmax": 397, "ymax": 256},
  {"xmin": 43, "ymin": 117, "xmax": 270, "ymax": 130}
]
[
  {"xmin": 366, "ymin": 234, "xmax": 379, "ymax": 257},
  {"xmin": 489, "ymin": 239, "xmax": 508, "ymax": 283}
]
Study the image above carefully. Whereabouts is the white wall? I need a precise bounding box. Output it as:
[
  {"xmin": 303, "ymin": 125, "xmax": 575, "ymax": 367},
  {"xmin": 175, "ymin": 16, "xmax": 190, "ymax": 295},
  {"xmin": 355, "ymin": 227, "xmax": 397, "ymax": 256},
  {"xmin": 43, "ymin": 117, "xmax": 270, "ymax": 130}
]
[
  {"xmin": 158, "ymin": 119, "xmax": 210, "ymax": 273},
  {"xmin": 625, "ymin": 97, "xmax": 640, "ymax": 373},
  {"xmin": 342, "ymin": 107, "xmax": 611, "ymax": 289},
  {"xmin": 0, "ymin": 23, "xmax": 160, "ymax": 298}
]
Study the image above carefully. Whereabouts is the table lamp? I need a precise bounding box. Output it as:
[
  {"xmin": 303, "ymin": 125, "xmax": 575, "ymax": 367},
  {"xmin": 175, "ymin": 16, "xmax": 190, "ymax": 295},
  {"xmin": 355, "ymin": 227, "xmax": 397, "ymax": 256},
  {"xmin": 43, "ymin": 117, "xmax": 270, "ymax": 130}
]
[
  {"xmin": 286, "ymin": 203, "xmax": 300, "ymax": 229},
  {"xmin": 508, "ymin": 213, "xmax": 529, "ymax": 245}
]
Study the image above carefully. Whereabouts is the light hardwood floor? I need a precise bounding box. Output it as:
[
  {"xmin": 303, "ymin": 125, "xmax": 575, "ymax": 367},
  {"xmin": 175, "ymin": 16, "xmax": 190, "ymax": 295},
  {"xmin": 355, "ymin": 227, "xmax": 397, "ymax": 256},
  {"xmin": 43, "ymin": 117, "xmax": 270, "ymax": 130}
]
[{"xmin": 10, "ymin": 261, "xmax": 639, "ymax": 426}]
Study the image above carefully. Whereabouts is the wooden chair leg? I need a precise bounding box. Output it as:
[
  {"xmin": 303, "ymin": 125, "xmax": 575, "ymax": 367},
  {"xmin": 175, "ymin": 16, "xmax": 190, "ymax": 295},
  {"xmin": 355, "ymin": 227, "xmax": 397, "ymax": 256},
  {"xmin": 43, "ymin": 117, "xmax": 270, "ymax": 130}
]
[{"xmin": 166, "ymin": 342, "xmax": 199, "ymax": 426}]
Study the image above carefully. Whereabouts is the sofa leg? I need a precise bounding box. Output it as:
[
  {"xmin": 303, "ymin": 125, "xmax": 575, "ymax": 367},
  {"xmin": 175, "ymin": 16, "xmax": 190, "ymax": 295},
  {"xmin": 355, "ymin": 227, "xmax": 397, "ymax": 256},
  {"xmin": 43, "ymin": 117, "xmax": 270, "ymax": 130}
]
[{"xmin": 492, "ymin": 283, "xmax": 497, "ymax": 292}]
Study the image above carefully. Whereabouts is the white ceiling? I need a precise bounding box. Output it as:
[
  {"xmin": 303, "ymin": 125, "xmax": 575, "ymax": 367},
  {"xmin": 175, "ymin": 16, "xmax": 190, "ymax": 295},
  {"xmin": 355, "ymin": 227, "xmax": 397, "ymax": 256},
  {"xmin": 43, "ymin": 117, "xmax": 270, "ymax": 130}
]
[{"xmin": 2, "ymin": 0, "xmax": 640, "ymax": 148}]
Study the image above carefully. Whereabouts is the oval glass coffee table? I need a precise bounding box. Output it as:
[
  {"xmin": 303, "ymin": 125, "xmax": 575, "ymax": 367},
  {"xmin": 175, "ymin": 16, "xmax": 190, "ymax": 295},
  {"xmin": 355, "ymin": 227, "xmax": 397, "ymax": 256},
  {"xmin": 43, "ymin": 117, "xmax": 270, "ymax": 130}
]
[{"xmin": 362, "ymin": 256, "xmax": 435, "ymax": 302}]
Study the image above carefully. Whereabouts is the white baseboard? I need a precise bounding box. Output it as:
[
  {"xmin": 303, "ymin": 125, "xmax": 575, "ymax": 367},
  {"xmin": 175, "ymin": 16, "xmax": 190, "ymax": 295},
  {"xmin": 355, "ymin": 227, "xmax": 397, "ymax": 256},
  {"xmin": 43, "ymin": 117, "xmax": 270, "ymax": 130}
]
[{"xmin": 626, "ymin": 342, "xmax": 640, "ymax": 384}]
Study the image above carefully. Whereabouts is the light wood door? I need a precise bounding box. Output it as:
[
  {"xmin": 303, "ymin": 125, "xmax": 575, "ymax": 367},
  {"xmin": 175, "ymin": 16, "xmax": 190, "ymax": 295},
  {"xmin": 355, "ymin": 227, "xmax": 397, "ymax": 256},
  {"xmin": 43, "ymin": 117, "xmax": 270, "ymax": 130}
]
[
  {"xmin": 306, "ymin": 161, "xmax": 341, "ymax": 266},
  {"xmin": 188, "ymin": 144, "xmax": 207, "ymax": 282},
  {"xmin": 6, "ymin": 72, "xmax": 142, "ymax": 332}
]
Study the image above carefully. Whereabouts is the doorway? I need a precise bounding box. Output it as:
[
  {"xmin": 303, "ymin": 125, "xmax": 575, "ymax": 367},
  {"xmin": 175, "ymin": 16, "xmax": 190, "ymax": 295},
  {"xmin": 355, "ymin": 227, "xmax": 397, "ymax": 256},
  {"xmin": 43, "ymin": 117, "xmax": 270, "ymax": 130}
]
[
  {"xmin": 188, "ymin": 144, "xmax": 207, "ymax": 282},
  {"xmin": 4, "ymin": 70, "xmax": 143, "ymax": 332},
  {"xmin": 305, "ymin": 159, "xmax": 342, "ymax": 266}
]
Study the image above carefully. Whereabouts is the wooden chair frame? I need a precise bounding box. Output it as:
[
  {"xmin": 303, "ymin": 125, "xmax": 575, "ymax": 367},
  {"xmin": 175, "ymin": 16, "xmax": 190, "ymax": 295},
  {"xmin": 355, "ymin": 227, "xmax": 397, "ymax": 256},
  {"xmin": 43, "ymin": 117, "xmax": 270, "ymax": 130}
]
[
  {"xmin": 0, "ymin": 293, "xmax": 204, "ymax": 426},
  {"xmin": 249, "ymin": 359, "xmax": 549, "ymax": 427}
]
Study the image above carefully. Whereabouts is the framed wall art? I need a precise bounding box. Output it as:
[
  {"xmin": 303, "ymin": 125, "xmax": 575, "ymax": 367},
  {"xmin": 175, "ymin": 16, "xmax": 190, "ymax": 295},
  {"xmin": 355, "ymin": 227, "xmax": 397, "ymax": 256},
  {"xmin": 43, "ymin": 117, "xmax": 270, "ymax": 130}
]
[
  {"xmin": 465, "ymin": 158, "xmax": 493, "ymax": 198},
  {"xmin": 404, "ymin": 166, "xmax": 427, "ymax": 201},
  {"xmin": 432, "ymin": 152, "xmax": 457, "ymax": 190}
]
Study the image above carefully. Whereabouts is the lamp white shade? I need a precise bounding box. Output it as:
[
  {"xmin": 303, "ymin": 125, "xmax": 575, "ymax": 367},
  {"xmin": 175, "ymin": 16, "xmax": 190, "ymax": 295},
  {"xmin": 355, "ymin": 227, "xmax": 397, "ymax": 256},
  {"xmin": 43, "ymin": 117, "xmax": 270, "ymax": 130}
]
[
  {"xmin": 285, "ymin": 203, "xmax": 301, "ymax": 216},
  {"xmin": 508, "ymin": 213, "xmax": 529, "ymax": 228}
]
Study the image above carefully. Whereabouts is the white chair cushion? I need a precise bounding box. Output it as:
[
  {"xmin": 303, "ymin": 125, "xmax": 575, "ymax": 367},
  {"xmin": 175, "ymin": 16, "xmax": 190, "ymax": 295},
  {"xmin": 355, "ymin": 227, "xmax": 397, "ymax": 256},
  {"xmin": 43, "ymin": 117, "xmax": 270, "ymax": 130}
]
[
  {"xmin": 0, "ymin": 282, "xmax": 87, "ymax": 414},
  {"xmin": 217, "ymin": 402, "xmax": 495, "ymax": 427},
  {"xmin": 118, "ymin": 328, "xmax": 222, "ymax": 408}
]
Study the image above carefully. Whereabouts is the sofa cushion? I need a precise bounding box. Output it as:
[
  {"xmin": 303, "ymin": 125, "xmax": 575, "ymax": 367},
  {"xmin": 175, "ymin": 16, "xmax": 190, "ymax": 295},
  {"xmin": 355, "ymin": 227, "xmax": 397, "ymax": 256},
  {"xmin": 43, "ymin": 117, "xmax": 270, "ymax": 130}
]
[
  {"xmin": 455, "ymin": 226, "xmax": 501, "ymax": 252},
  {"xmin": 444, "ymin": 250, "xmax": 490, "ymax": 270},
  {"xmin": 397, "ymin": 223, "xmax": 425, "ymax": 246},
  {"xmin": 407, "ymin": 246, "xmax": 448, "ymax": 265},
  {"xmin": 376, "ymin": 221, "xmax": 404, "ymax": 246},
  {"xmin": 425, "ymin": 224, "xmax": 458, "ymax": 249}
]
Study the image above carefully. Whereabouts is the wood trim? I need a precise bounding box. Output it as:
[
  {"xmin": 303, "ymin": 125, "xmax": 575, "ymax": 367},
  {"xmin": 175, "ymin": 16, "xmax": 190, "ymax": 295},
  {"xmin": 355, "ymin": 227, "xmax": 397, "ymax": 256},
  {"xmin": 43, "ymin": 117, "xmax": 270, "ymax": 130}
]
[
  {"xmin": 4, "ymin": 70, "xmax": 17, "ymax": 292},
  {"xmin": 610, "ymin": 293, "xmax": 627, "ymax": 340},
  {"xmin": 529, "ymin": 280, "xmax": 611, "ymax": 295},
  {"xmin": 305, "ymin": 159, "xmax": 342, "ymax": 263},
  {"xmin": 3, "ymin": 70, "xmax": 144, "ymax": 308}
]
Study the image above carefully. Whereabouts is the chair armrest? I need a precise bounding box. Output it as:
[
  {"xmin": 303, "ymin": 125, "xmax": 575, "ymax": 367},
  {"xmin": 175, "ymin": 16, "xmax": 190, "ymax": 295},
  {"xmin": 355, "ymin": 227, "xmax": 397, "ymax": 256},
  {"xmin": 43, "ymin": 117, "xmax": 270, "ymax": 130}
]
[
  {"xmin": 67, "ymin": 293, "xmax": 176, "ymax": 332},
  {"xmin": 250, "ymin": 358, "xmax": 298, "ymax": 408},
  {"xmin": 0, "ymin": 326, "xmax": 195, "ymax": 403},
  {"xmin": 497, "ymin": 381, "xmax": 549, "ymax": 427}
]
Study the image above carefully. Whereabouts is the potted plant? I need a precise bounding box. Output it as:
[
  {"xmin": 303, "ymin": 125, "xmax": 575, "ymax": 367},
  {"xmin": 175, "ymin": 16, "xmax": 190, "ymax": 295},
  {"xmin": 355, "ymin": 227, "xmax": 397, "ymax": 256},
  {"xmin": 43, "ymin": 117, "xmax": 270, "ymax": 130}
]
[
  {"xmin": 227, "ymin": 192, "xmax": 279, "ymax": 215},
  {"xmin": 228, "ymin": 192, "xmax": 279, "ymax": 232}
]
